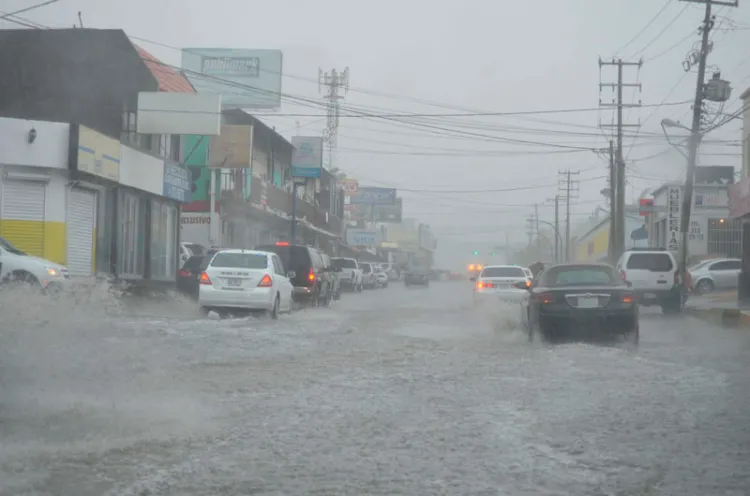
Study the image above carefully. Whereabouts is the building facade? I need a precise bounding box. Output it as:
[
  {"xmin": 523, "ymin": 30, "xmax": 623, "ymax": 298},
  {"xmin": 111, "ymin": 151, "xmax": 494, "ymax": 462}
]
[{"xmin": 0, "ymin": 28, "xmax": 194, "ymax": 285}]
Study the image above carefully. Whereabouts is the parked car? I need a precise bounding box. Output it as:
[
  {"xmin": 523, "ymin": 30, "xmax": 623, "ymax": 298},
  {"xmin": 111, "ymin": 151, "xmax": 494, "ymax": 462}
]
[
  {"xmin": 0, "ymin": 235, "xmax": 71, "ymax": 292},
  {"xmin": 359, "ymin": 262, "xmax": 378, "ymax": 289},
  {"xmin": 179, "ymin": 241, "xmax": 206, "ymax": 270},
  {"xmin": 321, "ymin": 253, "xmax": 342, "ymax": 300},
  {"xmin": 332, "ymin": 257, "xmax": 363, "ymax": 292},
  {"xmin": 374, "ymin": 266, "xmax": 389, "ymax": 288},
  {"xmin": 198, "ymin": 249, "xmax": 295, "ymax": 319},
  {"xmin": 689, "ymin": 257, "xmax": 741, "ymax": 295},
  {"xmin": 177, "ymin": 247, "xmax": 222, "ymax": 299},
  {"xmin": 379, "ymin": 263, "xmax": 399, "ymax": 281},
  {"xmin": 255, "ymin": 242, "xmax": 336, "ymax": 306},
  {"xmin": 523, "ymin": 263, "xmax": 638, "ymax": 346},
  {"xmin": 615, "ymin": 249, "xmax": 685, "ymax": 314}
]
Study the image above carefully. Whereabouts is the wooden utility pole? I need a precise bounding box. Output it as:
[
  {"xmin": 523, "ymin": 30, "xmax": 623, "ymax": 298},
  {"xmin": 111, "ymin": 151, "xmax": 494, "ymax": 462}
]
[
  {"xmin": 607, "ymin": 140, "xmax": 616, "ymax": 264},
  {"xmin": 558, "ymin": 170, "xmax": 580, "ymax": 262},
  {"xmin": 599, "ymin": 58, "xmax": 642, "ymax": 261}
]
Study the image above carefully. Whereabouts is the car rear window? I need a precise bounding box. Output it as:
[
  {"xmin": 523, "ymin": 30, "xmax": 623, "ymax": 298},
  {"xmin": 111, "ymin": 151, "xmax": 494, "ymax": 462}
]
[
  {"xmin": 480, "ymin": 266, "xmax": 525, "ymax": 278},
  {"xmin": 543, "ymin": 266, "xmax": 617, "ymax": 286},
  {"xmin": 626, "ymin": 253, "xmax": 673, "ymax": 271},
  {"xmin": 256, "ymin": 245, "xmax": 311, "ymax": 273},
  {"xmin": 184, "ymin": 243, "xmax": 205, "ymax": 257},
  {"xmin": 361, "ymin": 263, "xmax": 372, "ymax": 273},
  {"xmin": 333, "ymin": 258, "xmax": 357, "ymax": 269},
  {"xmin": 210, "ymin": 252, "xmax": 268, "ymax": 269}
]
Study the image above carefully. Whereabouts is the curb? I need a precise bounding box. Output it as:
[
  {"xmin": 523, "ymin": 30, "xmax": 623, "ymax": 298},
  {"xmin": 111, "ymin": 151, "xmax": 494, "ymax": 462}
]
[{"xmin": 686, "ymin": 307, "xmax": 750, "ymax": 328}]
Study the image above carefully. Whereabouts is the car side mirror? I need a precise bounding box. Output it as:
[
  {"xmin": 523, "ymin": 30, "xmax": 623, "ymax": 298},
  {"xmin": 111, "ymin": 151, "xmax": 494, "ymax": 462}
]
[
  {"xmin": 470, "ymin": 276, "xmax": 476, "ymax": 281},
  {"xmin": 287, "ymin": 270, "xmax": 296, "ymax": 279}
]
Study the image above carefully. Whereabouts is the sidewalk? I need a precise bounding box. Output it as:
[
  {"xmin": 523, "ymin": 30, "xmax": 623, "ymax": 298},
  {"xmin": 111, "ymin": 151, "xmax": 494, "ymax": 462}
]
[{"xmin": 685, "ymin": 290, "xmax": 750, "ymax": 328}]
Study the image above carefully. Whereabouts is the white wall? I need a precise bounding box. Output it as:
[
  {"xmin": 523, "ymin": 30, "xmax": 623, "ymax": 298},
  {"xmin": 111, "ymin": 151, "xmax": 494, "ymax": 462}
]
[
  {"xmin": 0, "ymin": 166, "xmax": 68, "ymax": 223},
  {"xmin": 119, "ymin": 145, "xmax": 164, "ymax": 196},
  {"xmin": 743, "ymin": 93, "xmax": 750, "ymax": 177},
  {"xmin": 0, "ymin": 118, "xmax": 69, "ymax": 170}
]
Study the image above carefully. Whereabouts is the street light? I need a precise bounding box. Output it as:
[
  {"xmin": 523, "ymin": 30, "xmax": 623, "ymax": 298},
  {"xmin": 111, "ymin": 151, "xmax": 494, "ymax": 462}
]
[{"xmin": 660, "ymin": 118, "xmax": 689, "ymax": 159}]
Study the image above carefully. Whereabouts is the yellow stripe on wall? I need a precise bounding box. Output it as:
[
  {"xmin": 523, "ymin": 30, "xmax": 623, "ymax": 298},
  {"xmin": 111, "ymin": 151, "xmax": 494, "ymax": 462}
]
[
  {"xmin": 0, "ymin": 219, "xmax": 66, "ymax": 265},
  {"xmin": 44, "ymin": 221, "xmax": 66, "ymax": 265}
]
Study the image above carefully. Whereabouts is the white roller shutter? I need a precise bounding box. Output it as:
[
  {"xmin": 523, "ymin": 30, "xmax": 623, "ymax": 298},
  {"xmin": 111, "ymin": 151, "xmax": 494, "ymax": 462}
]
[
  {"xmin": 1, "ymin": 181, "xmax": 46, "ymax": 257},
  {"xmin": 67, "ymin": 188, "xmax": 96, "ymax": 276}
]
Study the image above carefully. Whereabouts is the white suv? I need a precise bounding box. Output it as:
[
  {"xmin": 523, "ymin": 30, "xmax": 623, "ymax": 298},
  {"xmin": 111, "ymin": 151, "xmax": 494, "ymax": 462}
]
[
  {"xmin": 332, "ymin": 257, "xmax": 363, "ymax": 292},
  {"xmin": 616, "ymin": 249, "xmax": 685, "ymax": 313}
]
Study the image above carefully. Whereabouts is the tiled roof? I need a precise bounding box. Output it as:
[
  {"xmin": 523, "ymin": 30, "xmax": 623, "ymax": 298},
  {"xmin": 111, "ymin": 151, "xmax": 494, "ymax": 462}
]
[{"xmin": 133, "ymin": 44, "xmax": 195, "ymax": 93}]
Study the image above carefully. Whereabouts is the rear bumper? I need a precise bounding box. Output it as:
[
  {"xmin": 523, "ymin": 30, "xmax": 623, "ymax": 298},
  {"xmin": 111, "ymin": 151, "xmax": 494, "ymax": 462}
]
[
  {"xmin": 199, "ymin": 286, "xmax": 274, "ymax": 310},
  {"xmin": 634, "ymin": 286, "xmax": 683, "ymax": 305},
  {"xmin": 474, "ymin": 289, "xmax": 526, "ymax": 303},
  {"xmin": 539, "ymin": 309, "xmax": 637, "ymax": 337}
]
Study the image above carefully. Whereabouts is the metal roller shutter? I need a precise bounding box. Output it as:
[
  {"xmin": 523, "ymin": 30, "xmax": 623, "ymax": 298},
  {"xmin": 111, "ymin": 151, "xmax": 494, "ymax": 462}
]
[
  {"xmin": 1, "ymin": 181, "xmax": 45, "ymax": 257},
  {"xmin": 66, "ymin": 188, "xmax": 97, "ymax": 276}
]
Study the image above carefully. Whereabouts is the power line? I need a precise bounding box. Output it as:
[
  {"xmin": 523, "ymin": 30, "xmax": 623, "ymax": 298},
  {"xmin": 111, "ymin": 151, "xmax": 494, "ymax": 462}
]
[
  {"xmin": 615, "ymin": 0, "xmax": 675, "ymax": 56},
  {"xmin": 628, "ymin": 2, "xmax": 691, "ymax": 59}
]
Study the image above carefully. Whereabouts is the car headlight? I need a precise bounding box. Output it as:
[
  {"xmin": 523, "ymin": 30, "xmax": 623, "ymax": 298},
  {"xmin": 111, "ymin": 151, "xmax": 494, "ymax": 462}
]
[{"xmin": 46, "ymin": 267, "xmax": 59, "ymax": 276}]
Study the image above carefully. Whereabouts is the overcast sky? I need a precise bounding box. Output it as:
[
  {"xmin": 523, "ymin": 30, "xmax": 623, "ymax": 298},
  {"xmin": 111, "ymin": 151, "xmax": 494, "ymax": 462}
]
[{"xmin": 3, "ymin": 0, "xmax": 747, "ymax": 268}]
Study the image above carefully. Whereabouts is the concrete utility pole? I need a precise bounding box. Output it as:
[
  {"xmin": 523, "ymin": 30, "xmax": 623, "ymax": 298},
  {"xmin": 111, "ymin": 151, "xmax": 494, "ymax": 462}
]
[
  {"xmin": 534, "ymin": 203, "xmax": 541, "ymax": 255},
  {"xmin": 559, "ymin": 170, "xmax": 580, "ymax": 262},
  {"xmin": 319, "ymin": 68, "xmax": 350, "ymax": 171},
  {"xmin": 599, "ymin": 58, "xmax": 642, "ymax": 261},
  {"xmin": 677, "ymin": 0, "xmax": 737, "ymax": 278}
]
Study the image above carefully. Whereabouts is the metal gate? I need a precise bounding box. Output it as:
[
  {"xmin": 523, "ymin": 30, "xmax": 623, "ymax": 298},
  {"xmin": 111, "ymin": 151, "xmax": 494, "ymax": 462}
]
[
  {"xmin": 0, "ymin": 181, "xmax": 45, "ymax": 257},
  {"xmin": 66, "ymin": 188, "xmax": 96, "ymax": 276}
]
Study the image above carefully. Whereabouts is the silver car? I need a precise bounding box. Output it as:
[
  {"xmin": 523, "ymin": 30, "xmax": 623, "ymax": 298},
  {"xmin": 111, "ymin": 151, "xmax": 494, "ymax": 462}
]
[{"xmin": 690, "ymin": 258, "xmax": 742, "ymax": 295}]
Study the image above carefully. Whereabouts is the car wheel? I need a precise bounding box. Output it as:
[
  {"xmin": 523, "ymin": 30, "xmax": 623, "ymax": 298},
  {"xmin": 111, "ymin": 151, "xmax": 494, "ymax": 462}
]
[
  {"xmin": 624, "ymin": 325, "xmax": 639, "ymax": 350},
  {"xmin": 199, "ymin": 306, "xmax": 211, "ymax": 317},
  {"xmin": 5, "ymin": 270, "xmax": 40, "ymax": 289},
  {"xmin": 695, "ymin": 279, "xmax": 714, "ymax": 295},
  {"xmin": 267, "ymin": 295, "xmax": 280, "ymax": 320}
]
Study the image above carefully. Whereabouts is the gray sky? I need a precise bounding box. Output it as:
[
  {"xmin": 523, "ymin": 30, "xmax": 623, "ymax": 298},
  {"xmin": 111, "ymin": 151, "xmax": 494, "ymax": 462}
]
[{"xmin": 3, "ymin": 0, "xmax": 747, "ymax": 268}]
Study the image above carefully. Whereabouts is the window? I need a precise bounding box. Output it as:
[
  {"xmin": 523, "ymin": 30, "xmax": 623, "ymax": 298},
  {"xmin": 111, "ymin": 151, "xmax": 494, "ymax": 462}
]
[
  {"xmin": 543, "ymin": 266, "xmax": 618, "ymax": 286},
  {"xmin": 96, "ymin": 188, "xmax": 115, "ymax": 276},
  {"xmin": 150, "ymin": 199, "xmax": 178, "ymax": 280},
  {"xmin": 333, "ymin": 258, "xmax": 357, "ymax": 269},
  {"xmin": 707, "ymin": 218, "xmax": 742, "ymax": 258},
  {"xmin": 117, "ymin": 190, "xmax": 146, "ymax": 278},
  {"xmin": 480, "ymin": 266, "xmax": 525, "ymax": 278},
  {"xmin": 210, "ymin": 252, "xmax": 268, "ymax": 269},
  {"xmin": 710, "ymin": 260, "xmax": 742, "ymax": 271},
  {"xmin": 626, "ymin": 253, "xmax": 673, "ymax": 272}
]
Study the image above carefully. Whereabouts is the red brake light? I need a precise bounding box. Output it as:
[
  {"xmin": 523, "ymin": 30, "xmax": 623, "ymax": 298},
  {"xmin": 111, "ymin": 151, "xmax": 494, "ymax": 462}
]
[
  {"xmin": 477, "ymin": 281, "xmax": 494, "ymax": 289},
  {"xmin": 178, "ymin": 270, "xmax": 190, "ymax": 277},
  {"xmin": 534, "ymin": 292, "xmax": 555, "ymax": 304},
  {"xmin": 308, "ymin": 269, "xmax": 316, "ymax": 282},
  {"xmin": 199, "ymin": 272, "xmax": 211, "ymax": 285},
  {"xmin": 620, "ymin": 292, "xmax": 635, "ymax": 304},
  {"xmin": 258, "ymin": 274, "xmax": 273, "ymax": 287},
  {"xmin": 275, "ymin": 241, "xmax": 290, "ymax": 246}
]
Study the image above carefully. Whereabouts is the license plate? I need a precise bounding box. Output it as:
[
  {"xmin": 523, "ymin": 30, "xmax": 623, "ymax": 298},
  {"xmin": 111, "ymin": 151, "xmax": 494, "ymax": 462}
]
[
  {"xmin": 227, "ymin": 278, "xmax": 242, "ymax": 287},
  {"xmin": 643, "ymin": 293, "xmax": 656, "ymax": 299},
  {"xmin": 578, "ymin": 296, "xmax": 598, "ymax": 308}
]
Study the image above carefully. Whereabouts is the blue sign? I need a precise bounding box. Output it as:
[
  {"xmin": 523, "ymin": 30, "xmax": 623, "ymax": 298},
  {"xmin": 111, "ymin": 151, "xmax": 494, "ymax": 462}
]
[
  {"xmin": 163, "ymin": 163, "xmax": 191, "ymax": 203},
  {"xmin": 346, "ymin": 229, "xmax": 379, "ymax": 246},
  {"xmin": 349, "ymin": 187, "xmax": 397, "ymax": 205},
  {"xmin": 291, "ymin": 136, "xmax": 323, "ymax": 178}
]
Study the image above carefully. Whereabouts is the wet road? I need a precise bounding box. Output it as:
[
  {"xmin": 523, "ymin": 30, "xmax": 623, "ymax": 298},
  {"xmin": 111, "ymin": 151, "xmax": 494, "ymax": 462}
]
[{"xmin": 1, "ymin": 282, "xmax": 750, "ymax": 495}]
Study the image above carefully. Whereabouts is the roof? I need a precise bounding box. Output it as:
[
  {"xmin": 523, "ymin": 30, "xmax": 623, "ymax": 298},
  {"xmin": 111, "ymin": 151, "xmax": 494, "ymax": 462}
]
[{"xmin": 132, "ymin": 44, "xmax": 195, "ymax": 93}]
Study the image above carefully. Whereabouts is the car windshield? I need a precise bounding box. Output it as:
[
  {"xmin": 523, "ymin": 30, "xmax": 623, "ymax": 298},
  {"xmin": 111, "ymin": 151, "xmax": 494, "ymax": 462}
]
[
  {"xmin": 210, "ymin": 252, "xmax": 268, "ymax": 269},
  {"xmin": 333, "ymin": 258, "xmax": 357, "ymax": 269},
  {"xmin": 480, "ymin": 266, "xmax": 525, "ymax": 278},
  {"xmin": 543, "ymin": 266, "xmax": 618, "ymax": 286},
  {"xmin": 0, "ymin": 236, "xmax": 26, "ymax": 255}
]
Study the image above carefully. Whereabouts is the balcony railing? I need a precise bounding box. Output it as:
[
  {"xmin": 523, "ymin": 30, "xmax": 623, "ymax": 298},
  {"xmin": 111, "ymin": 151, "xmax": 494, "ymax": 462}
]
[{"xmin": 219, "ymin": 169, "xmax": 342, "ymax": 236}]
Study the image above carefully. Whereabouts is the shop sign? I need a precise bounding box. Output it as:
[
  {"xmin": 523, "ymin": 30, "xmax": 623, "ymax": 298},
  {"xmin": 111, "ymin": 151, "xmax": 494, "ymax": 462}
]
[
  {"xmin": 667, "ymin": 186, "xmax": 681, "ymax": 251},
  {"xmin": 163, "ymin": 163, "xmax": 191, "ymax": 202},
  {"xmin": 346, "ymin": 229, "xmax": 380, "ymax": 246},
  {"xmin": 76, "ymin": 125, "xmax": 121, "ymax": 181}
]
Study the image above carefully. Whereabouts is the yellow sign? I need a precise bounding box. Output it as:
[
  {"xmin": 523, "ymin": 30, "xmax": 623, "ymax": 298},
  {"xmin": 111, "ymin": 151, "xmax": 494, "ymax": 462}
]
[
  {"xmin": 77, "ymin": 125, "xmax": 121, "ymax": 181},
  {"xmin": 209, "ymin": 125, "xmax": 253, "ymax": 168}
]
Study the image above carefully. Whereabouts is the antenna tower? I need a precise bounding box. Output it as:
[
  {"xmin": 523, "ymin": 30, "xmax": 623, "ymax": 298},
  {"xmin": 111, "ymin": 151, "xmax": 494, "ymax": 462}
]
[{"xmin": 319, "ymin": 67, "xmax": 350, "ymax": 170}]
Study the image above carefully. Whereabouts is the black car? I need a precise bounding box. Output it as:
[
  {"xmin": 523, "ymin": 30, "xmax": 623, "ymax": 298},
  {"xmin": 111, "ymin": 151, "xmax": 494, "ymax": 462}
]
[
  {"xmin": 404, "ymin": 268, "xmax": 430, "ymax": 287},
  {"xmin": 177, "ymin": 248, "xmax": 221, "ymax": 299},
  {"xmin": 255, "ymin": 242, "xmax": 337, "ymax": 306},
  {"xmin": 524, "ymin": 263, "xmax": 638, "ymax": 345}
]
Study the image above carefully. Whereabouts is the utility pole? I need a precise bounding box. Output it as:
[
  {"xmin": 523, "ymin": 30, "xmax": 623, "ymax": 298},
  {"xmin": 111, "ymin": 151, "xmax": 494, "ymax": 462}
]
[
  {"xmin": 607, "ymin": 140, "xmax": 617, "ymax": 264},
  {"xmin": 319, "ymin": 68, "xmax": 350, "ymax": 171},
  {"xmin": 599, "ymin": 57, "xmax": 642, "ymax": 261},
  {"xmin": 558, "ymin": 170, "xmax": 580, "ymax": 262},
  {"xmin": 677, "ymin": 0, "xmax": 736, "ymax": 278},
  {"xmin": 534, "ymin": 203, "xmax": 541, "ymax": 255},
  {"xmin": 554, "ymin": 196, "xmax": 560, "ymax": 263}
]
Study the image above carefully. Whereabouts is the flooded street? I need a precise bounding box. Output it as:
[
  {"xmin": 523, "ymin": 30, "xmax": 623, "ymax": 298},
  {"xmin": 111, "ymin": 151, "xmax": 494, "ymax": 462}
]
[{"xmin": 2, "ymin": 282, "xmax": 750, "ymax": 495}]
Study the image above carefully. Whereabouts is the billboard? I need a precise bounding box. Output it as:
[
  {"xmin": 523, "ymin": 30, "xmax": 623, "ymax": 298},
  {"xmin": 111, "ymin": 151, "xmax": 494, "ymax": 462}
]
[
  {"xmin": 291, "ymin": 136, "xmax": 323, "ymax": 178},
  {"xmin": 339, "ymin": 178, "xmax": 359, "ymax": 195},
  {"xmin": 181, "ymin": 48, "xmax": 283, "ymax": 109},
  {"xmin": 373, "ymin": 198, "xmax": 403, "ymax": 222},
  {"xmin": 346, "ymin": 229, "xmax": 381, "ymax": 247},
  {"xmin": 76, "ymin": 125, "xmax": 121, "ymax": 181},
  {"xmin": 349, "ymin": 186, "xmax": 397, "ymax": 205},
  {"xmin": 208, "ymin": 125, "xmax": 253, "ymax": 168}
]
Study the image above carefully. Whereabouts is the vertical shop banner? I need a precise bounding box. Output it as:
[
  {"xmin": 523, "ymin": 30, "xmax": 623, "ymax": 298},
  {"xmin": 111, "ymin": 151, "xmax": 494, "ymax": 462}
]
[
  {"xmin": 291, "ymin": 136, "xmax": 323, "ymax": 178},
  {"xmin": 163, "ymin": 163, "xmax": 192, "ymax": 203},
  {"xmin": 667, "ymin": 186, "xmax": 681, "ymax": 251}
]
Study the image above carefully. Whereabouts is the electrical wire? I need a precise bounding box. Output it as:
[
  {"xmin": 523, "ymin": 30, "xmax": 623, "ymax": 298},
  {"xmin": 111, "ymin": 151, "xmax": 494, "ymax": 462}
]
[
  {"xmin": 615, "ymin": 0, "xmax": 674, "ymax": 57},
  {"xmin": 628, "ymin": 2, "xmax": 691, "ymax": 59}
]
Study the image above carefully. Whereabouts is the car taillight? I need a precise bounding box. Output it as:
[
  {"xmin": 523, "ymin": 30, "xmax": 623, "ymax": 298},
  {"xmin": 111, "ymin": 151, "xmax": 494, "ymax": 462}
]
[
  {"xmin": 178, "ymin": 269, "xmax": 190, "ymax": 277},
  {"xmin": 258, "ymin": 274, "xmax": 273, "ymax": 287},
  {"xmin": 199, "ymin": 272, "xmax": 211, "ymax": 285},
  {"xmin": 308, "ymin": 270, "xmax": 316, "ymax": 282},
  {"xmin": 620, "ymin": 292, "xmax": 635, "ymax": 304},
  {"xmin": 477, "ymin": 281, "xmax": 494, "ymax": 289},
  {"xmin": 534, "ymin": 292, "xmax": 555, "ymax": 304}
]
